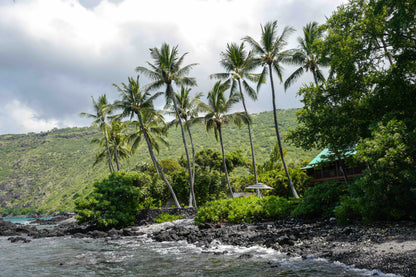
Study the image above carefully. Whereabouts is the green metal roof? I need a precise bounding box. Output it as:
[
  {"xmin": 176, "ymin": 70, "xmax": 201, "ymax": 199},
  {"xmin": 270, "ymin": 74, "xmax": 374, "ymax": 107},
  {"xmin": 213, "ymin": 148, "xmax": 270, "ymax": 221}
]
[{"xmin": 302, "ymin": 148, "xmax": 356, "ymax": 169}]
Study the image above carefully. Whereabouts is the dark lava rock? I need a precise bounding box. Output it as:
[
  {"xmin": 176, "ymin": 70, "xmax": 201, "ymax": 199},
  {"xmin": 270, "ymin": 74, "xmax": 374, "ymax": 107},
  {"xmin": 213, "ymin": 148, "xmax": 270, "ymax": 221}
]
[
  {"xmin": 238, "ymin": 253, "xmax": 253, "ymax": 259},
  {"xmin": 8, "ymin": 236, "xmax": 31, "ymax": 243},
  {"xmin": 135, "ymin": 208, "xmax": 196, "ymax": 226}
]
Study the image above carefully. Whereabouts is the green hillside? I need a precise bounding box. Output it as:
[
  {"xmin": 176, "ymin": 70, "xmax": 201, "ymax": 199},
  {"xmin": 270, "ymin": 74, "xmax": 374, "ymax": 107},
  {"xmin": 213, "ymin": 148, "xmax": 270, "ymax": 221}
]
[{"xmin": 0, "ymin": 109, "xmax": 319, "ymax": 214}]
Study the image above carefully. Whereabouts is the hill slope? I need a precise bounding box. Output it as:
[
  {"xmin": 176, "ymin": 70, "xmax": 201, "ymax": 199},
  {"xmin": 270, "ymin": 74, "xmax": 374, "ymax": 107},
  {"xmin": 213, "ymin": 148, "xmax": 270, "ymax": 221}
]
[{"xmin": 0, "ymin": 109, "xmax": 319, "ymax": 214}]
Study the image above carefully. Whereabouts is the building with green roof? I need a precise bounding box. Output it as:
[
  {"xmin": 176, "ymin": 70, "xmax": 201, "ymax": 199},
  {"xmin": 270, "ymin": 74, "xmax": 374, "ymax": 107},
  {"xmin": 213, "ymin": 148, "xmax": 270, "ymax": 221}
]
[{"xmin": 302, "ymin": 148, "xmax": 366, "ymax": 183}]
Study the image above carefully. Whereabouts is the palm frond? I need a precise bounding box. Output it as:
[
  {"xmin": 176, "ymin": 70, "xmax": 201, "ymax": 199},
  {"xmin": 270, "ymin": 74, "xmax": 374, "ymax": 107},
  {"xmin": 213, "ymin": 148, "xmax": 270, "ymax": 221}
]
[
  {"xmin": 242, "ymin": 35, "xmax": 265, "ymax": 55},
  {"xmin": 256, "ymin": 66, "xmax": 268, "ymax": 92},
  {"xmin": 284, "ymin": 66, "xmax": 304, "ymax": 90},
  {"xmin": 242, "ymin": 80, "xmax": 257, "ymax": 100},
  {"xmin": 272, "ymin": 61, "xmax": 284, "ymax": 82},
  {"xmin": 210, "ymin": 73, "xmax": 230, "ymax": 80}
]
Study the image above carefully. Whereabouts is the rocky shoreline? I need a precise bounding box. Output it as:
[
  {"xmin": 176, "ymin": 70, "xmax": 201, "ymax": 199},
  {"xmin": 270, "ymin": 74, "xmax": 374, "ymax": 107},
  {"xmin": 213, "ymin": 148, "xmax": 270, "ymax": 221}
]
[{"xmin": 1, "ymin": 214, "xmax": 415, "ymax": 277}]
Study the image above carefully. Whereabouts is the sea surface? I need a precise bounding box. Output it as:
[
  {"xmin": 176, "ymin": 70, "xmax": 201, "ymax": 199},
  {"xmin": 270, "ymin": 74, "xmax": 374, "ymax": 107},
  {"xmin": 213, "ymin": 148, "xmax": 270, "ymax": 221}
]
[
  {"xmin": 0, "ymin": 219, "xmax": 398, "ymax": 277},
  {"xmin": 3, "ymin": 217, "xmax": 52, "ymax": 224}
]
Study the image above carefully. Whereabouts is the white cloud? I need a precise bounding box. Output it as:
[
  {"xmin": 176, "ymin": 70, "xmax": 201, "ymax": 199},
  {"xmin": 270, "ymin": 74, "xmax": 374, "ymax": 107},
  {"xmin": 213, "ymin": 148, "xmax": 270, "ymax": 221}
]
[
  {"xmin": 0, "ymin": 0, "xmax": 347, "ymax": 135},
  {"xmin": 1, "ymin": 99, "xmax": 59, "ymax": 134}
]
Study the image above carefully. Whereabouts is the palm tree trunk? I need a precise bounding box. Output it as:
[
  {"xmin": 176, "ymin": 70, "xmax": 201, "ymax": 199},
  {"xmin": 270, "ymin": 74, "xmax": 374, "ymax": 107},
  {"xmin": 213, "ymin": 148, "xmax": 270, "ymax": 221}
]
[
  {"xmin": 218, "ymin": 125, "xmax": 233, "ymax": 197},
  {"xmin": 312, "ymin": 69, "xmax": 319, "ymax": 86},
  {"xmin": 169, "ymin": 84, "xmax": 196, "ymax": 207},
  {"xmin": 104, "ymin": 135, "xmax": 114, "ymax": 173},
  {"xmin": 136, "ymin": 111, "xmax": 181, "ymax": 208},
  {"xmin": 268, "ymin": 64, "xmax": 299, "ymax": 198},
  {"xmin": 339, "ymin": 159, "xmax": 349, "ymax": 183},
  {"xmin": 113, "ymin": 136, "xmax": 120, "ymax": 171},
  {"xmin": 187, "ymin": 125, "xmax": 197, "ymax": 207},
  {"xmin": 237, "ymin": 79, "xmax": 258, "ymax": 184},
  {"xmin": 380, "ymin": 36, "xmax": 393, "ymax": 66}
]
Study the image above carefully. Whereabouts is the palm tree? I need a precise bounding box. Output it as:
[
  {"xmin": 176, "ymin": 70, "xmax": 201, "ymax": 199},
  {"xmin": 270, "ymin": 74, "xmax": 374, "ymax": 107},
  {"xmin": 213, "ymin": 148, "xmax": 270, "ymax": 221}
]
[
  {"xmin": 136, "ymin": 43, "xmax": 198, "ymax": 207},
  {"xmin": 200, "ymin": 80, "xmax": 248, "ymax": 197},
  {"xmin": 243, "ymin": 21, "xmax": 300, "ymax": 198},
  {"xmin": 108, "ymin": 120, "xmax": 131, "ymax": 171},
  {"xmin": 210, "ymin": 42, "xmax": 260, "ymax": 184},
  {"xmin": 113, "ymin": 76, "xmax": 181, "ymax": 208},
  {"xmin": 90, "ymin": 122, "xmax": 131, "ymax": 171},
  {"xmin": 129, "ymin": 109, "xmax": 169, "ymax": 173},
  {"xmin": 284, "ymin": 21, "xmax": 327, "ymax": 89},
  {"xmin": 166, "ymin": 86, "xmax": 204, "ymax": 206},
  {"xmin": 80, "ymin": 95, "xmax": 114, "ymax": 173}
]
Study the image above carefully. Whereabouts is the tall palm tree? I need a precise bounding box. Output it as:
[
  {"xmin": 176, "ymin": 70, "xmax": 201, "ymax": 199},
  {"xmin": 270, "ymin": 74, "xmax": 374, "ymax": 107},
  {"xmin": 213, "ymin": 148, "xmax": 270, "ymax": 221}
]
[
  {"xmin": 136, "ymin": 43, "xmax": 198, "ymax": 207},
  {"xmin": 243, "ymin": 21, "xmax": 300, "ymax": 198},
  {"xmin": 210, "ymin": 42, "xmax": 260, "ymax": 184},
  {"xmin": 166, "ymin": 86, "xmax": 204, "ymax": 206},
  {"xmin": 113, "ymin": 76, "xmax": 181, "ymax": 208},
  {"xmin": 80, "ymin": 95, "xmax": 114, "ymax": 173},
  {"xmin": 284, "ymin": 21, "xmax": 327, "ymax": 89},
  {"xmin": 200, "ymin": 80, "xmax": 248, "ymax": 197},
  {"xmin": 129, "ymin": 109, "xmax": 169, "ymax": 173}
]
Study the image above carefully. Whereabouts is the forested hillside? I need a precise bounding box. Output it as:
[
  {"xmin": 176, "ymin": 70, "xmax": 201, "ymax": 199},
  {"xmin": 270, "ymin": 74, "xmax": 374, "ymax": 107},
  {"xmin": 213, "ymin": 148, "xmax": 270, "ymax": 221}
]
[{"xmin": 0, "ymin": 109, "xmax": 319, "ymax": 214}]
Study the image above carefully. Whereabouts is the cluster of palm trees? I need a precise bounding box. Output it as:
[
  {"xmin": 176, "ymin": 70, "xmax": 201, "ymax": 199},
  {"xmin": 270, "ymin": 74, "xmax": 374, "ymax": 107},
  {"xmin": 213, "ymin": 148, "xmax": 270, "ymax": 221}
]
[{"xmin": 81, "ymin": 21, "xmax": 326, "ymax": 208}]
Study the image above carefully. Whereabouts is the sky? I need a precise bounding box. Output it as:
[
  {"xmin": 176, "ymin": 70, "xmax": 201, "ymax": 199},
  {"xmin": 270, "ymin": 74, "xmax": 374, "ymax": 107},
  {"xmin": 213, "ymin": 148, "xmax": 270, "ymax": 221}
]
[{"xmin": 0, "ymin": 0, "xmax": 346, "ymax": 135}]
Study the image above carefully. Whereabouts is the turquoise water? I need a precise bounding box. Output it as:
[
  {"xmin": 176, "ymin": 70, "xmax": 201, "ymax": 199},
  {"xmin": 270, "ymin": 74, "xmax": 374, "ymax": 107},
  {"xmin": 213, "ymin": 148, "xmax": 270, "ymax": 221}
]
[
  {"xmin": 2, "ymin": 217, "xmax": 52, "ymax": 224},
  {"xmin": 0, "ymin": 235, "xmax": 397, "ymax": 277}
]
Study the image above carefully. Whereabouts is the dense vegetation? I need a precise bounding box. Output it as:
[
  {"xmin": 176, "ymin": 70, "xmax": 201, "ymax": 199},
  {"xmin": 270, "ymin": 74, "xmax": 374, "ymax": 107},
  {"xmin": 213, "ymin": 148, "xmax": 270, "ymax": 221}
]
[
  {"xmin": 195, "ymin": 196, "xmax": 298, "ymax": 225},
  {"xmin": 0, "ymin": 110, "xmax": 317, "ymax": 215},
  {"xmin": 287, "ymin": 0, "xmax": 415, "ymax": 222}
]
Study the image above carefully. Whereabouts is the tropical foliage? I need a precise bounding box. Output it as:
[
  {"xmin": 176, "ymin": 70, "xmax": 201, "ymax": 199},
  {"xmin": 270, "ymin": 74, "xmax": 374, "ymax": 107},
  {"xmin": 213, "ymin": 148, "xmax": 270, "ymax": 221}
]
[
  {"xmin": 74, "ymin": 171, "xmax": 165, "ymax": 229},
  {"xmin": 211, "ymin": 42, "xmax": 260, "ymax": 184},
  {"xmin": 137, "ymin": 43, "xmax": 198, "ymax": 207},
  {"xmin": 201, "ymin": 80, "xmax": 248, "ymax": 196},
  {"xmin": 244, "ymin": 21, "xmax": 300, "ymax": 198},
  {"xmin": 195, "ymin": 196, "xmax": 299, "ymax": 225}
]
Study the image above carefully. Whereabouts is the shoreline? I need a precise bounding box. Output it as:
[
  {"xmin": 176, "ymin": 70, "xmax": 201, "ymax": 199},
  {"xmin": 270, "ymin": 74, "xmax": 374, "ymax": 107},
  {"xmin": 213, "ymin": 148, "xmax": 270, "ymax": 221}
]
[
  {"xmin": 1, "ymin": 216, "xmax": 415, "ymax": 276},
  {"xmin": 140, "ymin": 218, "xmax": 416, "ymax": 277}
]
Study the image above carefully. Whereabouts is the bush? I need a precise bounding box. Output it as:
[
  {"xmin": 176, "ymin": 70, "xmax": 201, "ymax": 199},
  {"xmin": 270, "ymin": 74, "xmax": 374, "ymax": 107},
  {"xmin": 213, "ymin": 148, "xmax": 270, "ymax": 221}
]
[
  {"xmin": 74, "ymin": 171, "xmax": 165, "ymax": 229},
  {"xmin": 195, "ymin": 196, "xmax": 298, "ymax": 225},
  {"xmin": 292, "ymin": 181, "xmax": 347, "ymax": 218},
  {"xmin": 335, "ymin": 120, "xmax": 416, "ymax": 222},
  {"xmin": 155, "ymin": 213, "xmax": 183, "ymax": 224},
  {"xmin": 170, "ymin": 166, "xmax": 226, "ymax": 206}
]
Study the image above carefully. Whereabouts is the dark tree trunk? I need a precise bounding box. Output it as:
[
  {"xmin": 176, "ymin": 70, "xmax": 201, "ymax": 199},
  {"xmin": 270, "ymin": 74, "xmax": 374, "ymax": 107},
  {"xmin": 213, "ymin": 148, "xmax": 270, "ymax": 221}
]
[
  {"xmin": 237, "ymin": 79, "xmax": 258, "ymax": 184},
  {"xmin": 339, "ymin": 159, "xmax": 349, "ymax": 183},
  {"xmin": 187, "ymin": 125, "xmax": 197, "ymax": 207},
  {"xmin": 218, "ymin": 125, "xmax": 233, "ymax": 197},
  {"xmin": 104, "ymin": 135, "xmax": 114, "ymax": 173},
  {"xmin": 312, "ymin": 69, "xmax": 319, "ymax": 85},
  {"xmin": 113, "ymin": 136, "xmax": 120, "ymax": 171},
  {"xmin": 169, "ymin": 84, "xmax": 197, "ymax": 207},
  {"xmin": 380, "ymin": 37, "xmax": 393, "ymax": 66},
  {"xmin": 136, "ymin": 111, "xmax": 181, "ymax": 208},
  {"xmin": 268, "ymin": 64, "xmax": 299, "ymax": 198}
]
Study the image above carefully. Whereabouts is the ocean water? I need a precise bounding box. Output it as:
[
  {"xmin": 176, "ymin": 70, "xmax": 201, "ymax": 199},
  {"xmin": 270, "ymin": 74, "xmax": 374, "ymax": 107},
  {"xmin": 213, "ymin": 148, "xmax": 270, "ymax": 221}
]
[
  {"xmin": 3, "ymin": 217, "xmax": 52, "ymax": 224},
  {"xmin": 0, "ymin": 233, "xmax": 398, "ymax": 277}
]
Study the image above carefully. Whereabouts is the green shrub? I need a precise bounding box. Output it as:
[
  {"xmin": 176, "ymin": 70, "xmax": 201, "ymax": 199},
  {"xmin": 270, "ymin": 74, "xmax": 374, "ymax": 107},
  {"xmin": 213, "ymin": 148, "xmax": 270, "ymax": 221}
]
[
  {"xmin": 170, "ymin": 166, "xmax": 225, "ymax": 206},
  {"xmin": 155, "ymin": 213, "xmax": 183, "ymax": 224},
  {"xmin": 75, "ymin": 171, "xmax": 162, "ymax": 229},
  {"xmin": 335, "ymin": 120, "xmax": 416, "ymax": 223},
  {"xmin": 292, "ymin": 181, "xmax": 347, "ymax": 218},
  {"xmin": 195, "ymin": 196, "xmax": 297, "ymax": 225}
]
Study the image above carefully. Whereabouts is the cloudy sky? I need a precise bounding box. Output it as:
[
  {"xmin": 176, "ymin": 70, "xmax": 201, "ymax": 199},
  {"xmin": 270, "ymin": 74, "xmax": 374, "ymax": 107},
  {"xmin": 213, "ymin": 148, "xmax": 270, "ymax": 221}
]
[{"xmin": 0, "ymin": 0, "xmax": 346, "ymax": 135}]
